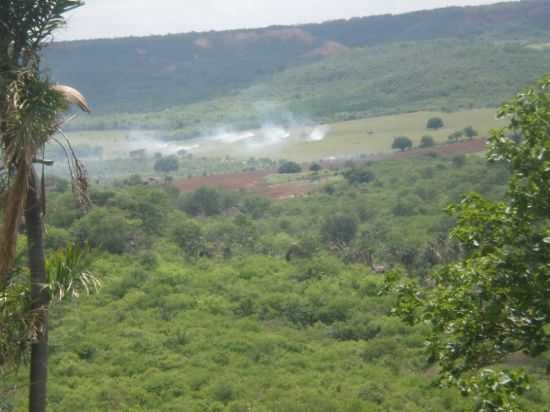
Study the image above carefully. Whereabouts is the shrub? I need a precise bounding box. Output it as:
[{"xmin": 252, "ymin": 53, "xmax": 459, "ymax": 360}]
[
  {"xmin": 321, "ymin": 214, "xmax": 358, "ymax": 244},
  {"xmin": 419, "ymin": 135, "xmax": 435, "ymax": 148},
  {"xmin": 463, "ymin": 125, "xmax": 479, "ymax": 139},
  {"xmin": 71, "ymin": 208, "xmax": 140, "ymax": 253},
  {"xmin": 154, "ymin": 155, "xmax": 179, "ymax": 173},
  {"xmin": 427, "ymin": 117, "xmax": 444, "ymax": 129},
  {"xmin": 278, "ymin": 161, "xmax": 302, "ymax": 174},
  {"xmin": 309, "ymin": 163, "xmax": 322, "ymax": 172},
  {"xmin": 344, "ymin": 167, "xmax": 376, "ymax": 184},
  {"xmin": 391, "ymin": 136, "xmax": 412, "ymax": 151}
]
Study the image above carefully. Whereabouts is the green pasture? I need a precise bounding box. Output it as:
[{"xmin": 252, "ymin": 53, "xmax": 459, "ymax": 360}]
[{"xmin": 194, "ymin": 108, "xmax": 504, "ymax": 161}]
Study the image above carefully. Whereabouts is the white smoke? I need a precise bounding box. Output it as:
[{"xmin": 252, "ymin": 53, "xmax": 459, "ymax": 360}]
[
  {"xmin": 125, "ymin": 131, "xmax": 201, "ymax": 157},
  {"xmin": 307, "ymin": 125, "xmax": 331, "ymax": 142}
]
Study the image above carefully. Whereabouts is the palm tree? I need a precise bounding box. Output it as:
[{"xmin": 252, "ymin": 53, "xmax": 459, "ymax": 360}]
[{"xmin": 0, "ymin": 2, "xmax": 91, "ymax": 411}]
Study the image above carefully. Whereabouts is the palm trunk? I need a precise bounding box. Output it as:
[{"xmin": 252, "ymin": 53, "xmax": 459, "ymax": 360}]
[{"xmin": 26, "ymin": 170, "xmax": 49, "ymax": 412}]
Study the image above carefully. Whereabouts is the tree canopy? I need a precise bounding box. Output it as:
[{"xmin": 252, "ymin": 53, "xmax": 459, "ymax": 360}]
[{"xmin": 385, "ymin": 76, "xmax": 550, "ymax": 412}]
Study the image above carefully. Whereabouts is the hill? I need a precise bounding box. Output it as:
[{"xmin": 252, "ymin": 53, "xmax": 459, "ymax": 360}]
[{"xmin": 44, "ymin": 0, "xmax": 550, "ymax": 116}]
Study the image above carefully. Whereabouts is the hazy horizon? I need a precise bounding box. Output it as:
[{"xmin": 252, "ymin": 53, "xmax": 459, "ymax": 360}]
[{"xmin": 57, "ymin": 0, "xmax": 509, "ymax": 41}]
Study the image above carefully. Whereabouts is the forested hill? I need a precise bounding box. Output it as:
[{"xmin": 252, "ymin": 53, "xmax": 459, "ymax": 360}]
[{"xmin": 44, "ymin": 0, "xmax": 550, "ymax": 115}]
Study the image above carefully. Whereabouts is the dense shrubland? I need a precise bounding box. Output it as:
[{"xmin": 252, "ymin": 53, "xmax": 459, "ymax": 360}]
[{"xmin": 4, "ymin": 154, "xmax": 548, "ymax": 411}]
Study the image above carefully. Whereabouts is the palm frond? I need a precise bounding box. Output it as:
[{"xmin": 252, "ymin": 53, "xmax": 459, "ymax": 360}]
[
  {"xmin": 45, "ymin": 243, "xmax": 100, "ymax": 302},
  {"xmin": 50, "ymin": 84, "xmax": 91, "ymax": 114}
]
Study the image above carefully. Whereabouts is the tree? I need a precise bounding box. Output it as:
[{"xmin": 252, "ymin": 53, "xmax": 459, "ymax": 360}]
[
  {"xmin": 278, "ymin": 161, "xmax": 302, "ymax": 174},
  {"xmin": 344, "ymin": 167, "xmax": 376, "ymax": 184},
  {"xmin": 426, "ymin": 117, "xmax": 444, "ymax": 130},
  {"xmin": 0, "ymin": 2, "xmax": 90, "ymax": 411},
  {"xmin": 172, "ymin": 219, "xmax": 206, "ymax": 257},
  {"xmin": 419, "ymin": 135, "xmax": 435, "ymax": 148},
  {"xmin": 321, "ymin": 214, "xmax": 358, "ymax": 244},
  {"xmin": 463, "ymin": 125, "xmax": 479, "ymax": 139},
  {"xmin": 309, "ymin": 163, "xmax": 322, "ymax": 172},
  {"xmin": 448, "ymin": 130, "xmax": 464, "ymax": 142},
  {"xmin": 154, "ymin": 155, "xmax": 179, "ymax": 174},
  {"xmin": 391, "ymin": 136, "xmax": 413, "ymax": 151},
  {"xmin": 384, "ymin": 77, "xmax": 550, "ymax": 411},
  {"xmin": 181, "ymin": 187, "xmax": 224, "ymax": 216}
]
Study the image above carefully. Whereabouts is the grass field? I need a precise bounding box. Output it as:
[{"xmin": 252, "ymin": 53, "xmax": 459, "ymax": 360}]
[
  {"xmin": 65, "ymin": 108, "xmax": 505, "ymax": 163},
  {"xmin": 191, "ymin": 108, "xmax": 504, "ymax": 161}
]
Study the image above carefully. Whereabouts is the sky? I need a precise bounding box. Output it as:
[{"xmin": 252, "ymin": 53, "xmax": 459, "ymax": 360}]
[{"xmin": 57, "ymin": 0, "xmax": 504, "ymax": 41}]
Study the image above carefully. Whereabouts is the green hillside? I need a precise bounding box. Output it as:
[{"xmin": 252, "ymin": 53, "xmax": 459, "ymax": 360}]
[
  {"xmin": 64, "ymin": 39, "xmax": 550, "ymax": 138},
  {"xmin": 5, "ymin": 155, "xmax": 549, "ymax": 411},
  {"xmin": 44, "ymin": 0, "xmax": 550, "ymax": 116}
]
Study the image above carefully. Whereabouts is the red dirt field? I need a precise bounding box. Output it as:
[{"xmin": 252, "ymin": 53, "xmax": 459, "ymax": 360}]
[
  {"xmin": 172, "ymin": 139, "xmax": 489, "ymax": 199},
  {"xmin": 391, "ymin": 138, "xmax": 488, "ymax": 160},
  {"xmin": 172, "ymin": 170, "xmax": 316, "ymax": 200}
]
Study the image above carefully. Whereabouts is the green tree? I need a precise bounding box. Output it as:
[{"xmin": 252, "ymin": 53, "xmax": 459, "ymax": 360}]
[
  {"xmin": 0, "ymin": 2, "xmax": 90, "ymax": 411},
  {"xmin": 463, "ymin": 125, "xmax": 479, "ymax": 139},
  {"xmin": 309, "ymin": 163, "xmax": 322, "ymax": 172},
  {"xmin": 384, "ymin": 77, "xmax": 550, "ymax": 411},
  {"xmin": 321, "ymin": 214, "xmax": 358, "ymax": 244},
  {"xmin": 154, "ymin": 155, "xmax": 179, "ymax": 174},
  {"xmin": 391, "ymin": 136, "xmax": 413, "ymax": 151},
  {"xmin": 172, "ymin": 219, "xmax": 205, "ymax": 257},
  {"xmin": 278, "ymin": 161, "xmax": 302, "ymax": 174},
  {"xmin": 72, "ymin": 208, "xmax": 140, "ymax": 254},
  {"xmin": 448, "ymin": 130, "xmax": 464, "ymax": 142},
  {"xmin": 419, "ymin": 135, "xmax": 435, "ymax": 148},
  {"xmin": 344, "ymin": 167, "xmax": 376, "ymax": 184},
  {"xmin": 426, "ymin": 117, "xmax": 444, "ymax": 129}
]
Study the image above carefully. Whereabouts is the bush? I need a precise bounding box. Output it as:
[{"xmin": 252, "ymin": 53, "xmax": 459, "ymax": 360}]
[
  {"xmin": 309, "ymin": 163, "xmax": 322, "ymax": 172},
  {"xmin": 180, "ymin": 187, "xmax": 225, "ymax": 216},
  {"xmin": 391, "ymin": 136, "xmax": 412, "ymax": 151},
  {"xmin": 344, "ymin": 166, "xmax": 376, "ymax": 184},
  {"xmin": 448, "ymin": 130, "xmax": 464, "ymax": 142},
  {"xmin": 278, "ymin": 161, "xmax": 302, "ymax": 174},
  {"xmin": 321, "ymin": 214, "xmax": 358, "ymax": 244},
  {"xmin": 154, "ymin": 155, "xmax": 179, "ymax": 173},
  {"xmin": 172, "ymin": 219, "xmax": 205, "ymax": 256},
  {"xmin": 427, "ymin": 117, "xmax": 444, "ymax": 129},
  {"xmin": 71, "ymin": 208, "xmax": 140, "ymax": 253},
  {"xmin": 419, "ymin": 135, "xmax": 435, "ymax": 148},
  {"xmin": 463, "ymin": 125, "xmax": 479, "ymax": 139}
]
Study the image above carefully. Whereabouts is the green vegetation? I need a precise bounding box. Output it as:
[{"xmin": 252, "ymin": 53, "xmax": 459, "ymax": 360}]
[
  {"xmin": 3, "ymin": 149, "xmax": 549, "ymax": 411},
  {"xmin": 385, "ymin": 76, "xmax": 550, "ymax": 412},
  {"xmin": 426, "ymin": 117, "xmax": 444, "ymax": 130},
  {"xmin": 392, "ymin": 136, "xmax": 413, "ymax": 151},
  {"xmin": 44, "ymin": 1, "xmax": 550, "ymax": 118},
  {"xmin": 154, "ymin": 155, "xmax": 180, "ymax": 174},
  {"xmin": 419, "ymin": 135, "xmax": 435, "ymax": 148},
  {"xmin": 2, "ymin": 2, "xmax": 550, "ymax": 411},
  {"xmin": 278, "ymin": 161, "xmax": 303, "ymax": 174},
  {"xmin": 59, "ymin": 39, "xmax": 550, "ymax": 135}
]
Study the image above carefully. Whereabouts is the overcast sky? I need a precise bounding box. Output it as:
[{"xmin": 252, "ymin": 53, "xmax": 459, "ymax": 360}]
[{"xmin": 57, "ymin": 0, "xmax": 504, "ymax": 41}]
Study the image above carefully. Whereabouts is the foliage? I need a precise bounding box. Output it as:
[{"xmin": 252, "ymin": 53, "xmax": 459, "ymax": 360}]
[
  {"xmin": 448, "ymin": 130, "xmax": 464, "ymax": 142},
  {"xmin": 278, "ymin": 161, "xmax": 302, "ymax": 174},
  {"xmin": 392, "ymin": 136, "xmax": 413, "ymax": 151},
  {"xmin": 71, "ymin": 208, "xmax": 141, "ymax": 254},
  {"xmin": 43, "ymin": 1, "xmax": 550, "ymax": 118},
  {"xmin": 321, "ymin": 214, "xmax": 358, "ymax": 245},
  {"xmin": 5, "ymin": 150, "xmax": 547, "ymax": 411},
  {"xmin": 463, "ymin": 125, "xmax": 479, "ymax": 139},
  {"xmin": 426, "ymin": 117, "xmax": 444, "ymax": 130},
  {"xmin": 384, "ymin": 77, "xmax": 550, "ymax": 411},
  {"xmin": 419, "ymin": 135, "xmax": 435, "ymax": 148},
  {"xmin": 343, "ymin": 166, "xmax": 376, "ymax": 185},
  {"xmin": 309, "ymin": 163, "xmax": 322, "ymax": 172},
  {"xmin": 45, "ymin": 244, "xmax": 101, "ymax": 301},
  {"xmin": 154, "ymin": 155, "xmax": 179, "ymax": 174}
]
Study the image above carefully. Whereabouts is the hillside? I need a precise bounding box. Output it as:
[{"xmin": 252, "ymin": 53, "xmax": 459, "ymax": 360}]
[
  {"xmin": 44, "ymin": 0, "xmax": 550, "ymax": 116},
  {"xmin": 5, "ymin": 156, "xmax": 550, "ymax": 411}
]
